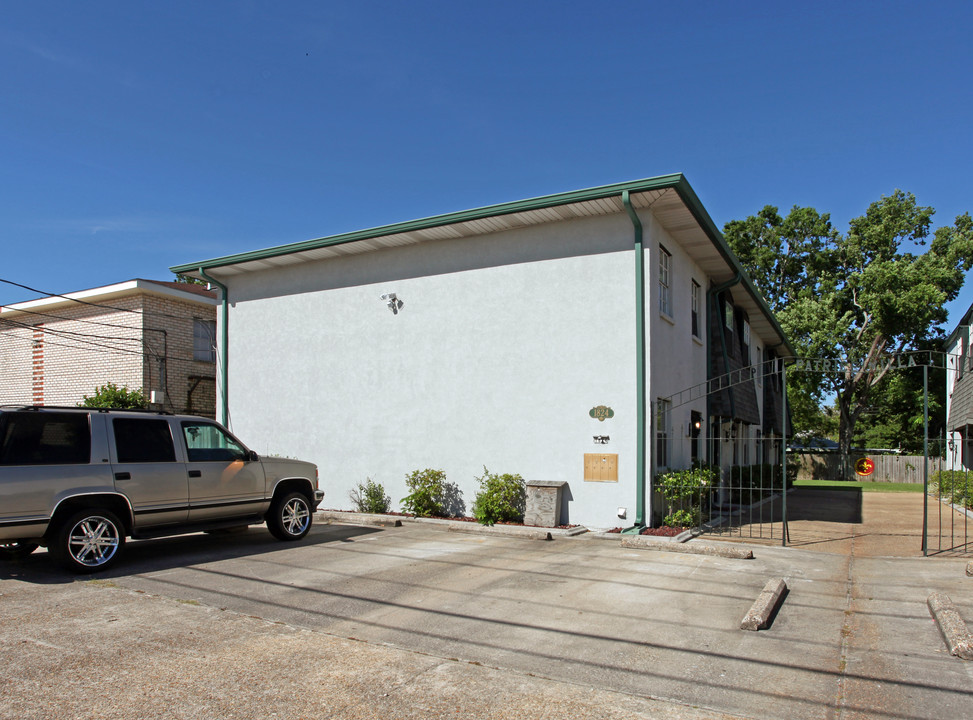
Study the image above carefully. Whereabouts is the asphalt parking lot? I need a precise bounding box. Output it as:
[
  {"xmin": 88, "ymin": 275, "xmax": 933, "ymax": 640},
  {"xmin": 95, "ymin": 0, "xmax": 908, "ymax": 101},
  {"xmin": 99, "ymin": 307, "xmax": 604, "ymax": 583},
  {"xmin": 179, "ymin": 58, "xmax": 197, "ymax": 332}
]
[{"xmin": 2, "ymin": 518, "xmax": 972, "ymax": 720}]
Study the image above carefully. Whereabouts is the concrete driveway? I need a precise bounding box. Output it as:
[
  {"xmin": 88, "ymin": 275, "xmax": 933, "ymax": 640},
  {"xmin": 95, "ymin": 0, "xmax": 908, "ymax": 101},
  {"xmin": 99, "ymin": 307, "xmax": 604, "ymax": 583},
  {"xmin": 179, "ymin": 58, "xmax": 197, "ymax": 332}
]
[{"xmin": 2, "ymin": 518, "xmax": 972, "ymax": 719}]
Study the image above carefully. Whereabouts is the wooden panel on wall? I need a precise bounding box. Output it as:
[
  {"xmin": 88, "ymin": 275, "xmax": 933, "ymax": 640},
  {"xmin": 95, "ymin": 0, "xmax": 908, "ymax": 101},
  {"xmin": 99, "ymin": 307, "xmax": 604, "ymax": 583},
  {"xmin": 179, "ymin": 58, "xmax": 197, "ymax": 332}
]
[{"xmin": 584, "ymin": 453, "xmax": 618, "ymax": 482}]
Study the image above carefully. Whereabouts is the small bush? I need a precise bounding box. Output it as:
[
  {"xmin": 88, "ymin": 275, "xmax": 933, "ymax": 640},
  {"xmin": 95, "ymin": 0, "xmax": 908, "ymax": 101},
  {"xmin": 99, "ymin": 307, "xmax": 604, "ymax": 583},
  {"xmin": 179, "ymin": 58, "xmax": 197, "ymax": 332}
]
[
  {"xmin": 658, "ymin": 464, "xmax": 718, "ymax": 528},
  {"xmin": 472, "ymin": 467, "xmax": 526, "ymax": 525},
  {"xmin": 350, "ymin": 478, "xmax": 391, "ymax": 514},
  {"xmin": 931, "ymin": 470, "xmax": 973, "ymax": 508},
  {"xmin": 401, "ymin": 468, "xmax": 447, "ymax": 517},
  {"xmin": 79, "ymin": 383, "xmax": 147, "ymax": 409},
  {"xmin": 728, "ymin": 463, "xmax": 795, "ymax": 504}
]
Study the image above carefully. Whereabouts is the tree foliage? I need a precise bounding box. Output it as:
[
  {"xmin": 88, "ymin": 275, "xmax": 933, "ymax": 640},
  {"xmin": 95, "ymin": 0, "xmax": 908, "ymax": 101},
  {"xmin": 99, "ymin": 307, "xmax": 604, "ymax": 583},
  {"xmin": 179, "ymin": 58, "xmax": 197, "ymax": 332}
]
[
  {"xmin": 79, "ymin": 383, "xmax": 148, "ymax": 409},
  {"xmin": 724, "ymin": 192, "xmax": 973, "ymax": 467}
]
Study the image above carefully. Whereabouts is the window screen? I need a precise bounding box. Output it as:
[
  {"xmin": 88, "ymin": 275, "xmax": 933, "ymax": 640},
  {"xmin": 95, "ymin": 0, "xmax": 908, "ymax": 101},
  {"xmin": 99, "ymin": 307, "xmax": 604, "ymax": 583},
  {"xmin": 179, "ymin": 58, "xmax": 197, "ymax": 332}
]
[{"xmin": 193, "ymin": 319, "xmax": 216, "ymax": 363}]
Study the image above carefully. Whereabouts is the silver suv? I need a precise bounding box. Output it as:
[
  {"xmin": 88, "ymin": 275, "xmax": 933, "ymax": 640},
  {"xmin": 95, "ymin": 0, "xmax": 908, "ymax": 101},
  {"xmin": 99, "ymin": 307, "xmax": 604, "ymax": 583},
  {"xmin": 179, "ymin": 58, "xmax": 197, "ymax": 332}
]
[{"xmin": 0, "ymin": 406, "xmax": 323, "ymax": 573}]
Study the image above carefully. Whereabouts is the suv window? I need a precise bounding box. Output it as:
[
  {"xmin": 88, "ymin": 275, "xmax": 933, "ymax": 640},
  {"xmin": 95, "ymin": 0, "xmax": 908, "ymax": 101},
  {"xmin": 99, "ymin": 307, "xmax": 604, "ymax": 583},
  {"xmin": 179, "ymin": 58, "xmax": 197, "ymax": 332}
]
[
  {"xmin": 182, "ymin": 421, "xmax": 248, "ymax": 462},
  {"xmin": 112, "ymin": 418, "xmax": 177, "ymax": 463},
  {"xmin": 0, "ymin": 412, "xmax": 91, "ymax": 465}
]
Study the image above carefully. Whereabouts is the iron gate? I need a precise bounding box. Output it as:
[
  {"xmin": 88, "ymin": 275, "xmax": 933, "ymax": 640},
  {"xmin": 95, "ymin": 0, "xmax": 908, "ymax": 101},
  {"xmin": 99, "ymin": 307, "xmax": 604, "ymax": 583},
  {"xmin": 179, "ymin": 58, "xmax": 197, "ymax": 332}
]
[{"xmin": 654, "ymin": 353, "xmax": 971, "ymax": 556}]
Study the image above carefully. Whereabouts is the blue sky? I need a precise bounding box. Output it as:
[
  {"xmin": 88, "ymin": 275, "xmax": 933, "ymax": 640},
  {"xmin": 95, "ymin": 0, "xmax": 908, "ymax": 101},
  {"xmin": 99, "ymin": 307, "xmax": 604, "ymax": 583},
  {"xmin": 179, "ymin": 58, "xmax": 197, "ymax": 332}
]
[{"xmin": 2, "ymin": 1, "xmax": 972, "ymax": 328}]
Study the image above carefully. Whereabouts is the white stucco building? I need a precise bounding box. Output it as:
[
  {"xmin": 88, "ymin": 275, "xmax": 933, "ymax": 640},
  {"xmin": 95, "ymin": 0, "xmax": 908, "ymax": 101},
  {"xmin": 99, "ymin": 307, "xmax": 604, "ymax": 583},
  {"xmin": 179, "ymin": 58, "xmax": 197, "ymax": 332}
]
[{"xmin": 172, "ymin": 174, "xmax": 791, "ymax": 529}]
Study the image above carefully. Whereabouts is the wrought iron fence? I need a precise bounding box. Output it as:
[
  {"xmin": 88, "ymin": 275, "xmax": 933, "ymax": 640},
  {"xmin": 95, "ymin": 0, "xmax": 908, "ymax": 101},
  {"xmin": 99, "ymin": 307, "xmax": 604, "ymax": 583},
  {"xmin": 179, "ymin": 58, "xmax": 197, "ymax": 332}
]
[
  {"xmin": 653, "ymin": 433, "xmax": 971, "ymax": 555},
  {"xmin": 925, "ymin": 448, "xmax": 973, "ymax": 556},
  {"xmin": 654, "ymin": 433, "xmax": 790, "ymax": 543}
]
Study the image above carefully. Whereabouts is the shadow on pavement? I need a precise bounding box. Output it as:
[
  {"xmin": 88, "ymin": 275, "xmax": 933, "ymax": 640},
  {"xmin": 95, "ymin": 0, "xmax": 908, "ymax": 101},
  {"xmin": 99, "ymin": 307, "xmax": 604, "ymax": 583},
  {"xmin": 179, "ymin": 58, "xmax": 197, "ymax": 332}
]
[{"xmin": 0, "ymin": 522, "xmax": 379, "ymax": 585}]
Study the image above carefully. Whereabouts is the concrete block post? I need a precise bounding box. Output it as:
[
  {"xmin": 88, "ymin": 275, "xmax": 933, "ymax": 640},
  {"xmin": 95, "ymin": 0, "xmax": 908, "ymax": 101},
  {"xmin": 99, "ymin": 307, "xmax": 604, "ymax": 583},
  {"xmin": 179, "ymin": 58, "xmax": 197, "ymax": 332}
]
[{"xmin": 525, "ymin": 481, "xmax": 567, "ymax": 528}]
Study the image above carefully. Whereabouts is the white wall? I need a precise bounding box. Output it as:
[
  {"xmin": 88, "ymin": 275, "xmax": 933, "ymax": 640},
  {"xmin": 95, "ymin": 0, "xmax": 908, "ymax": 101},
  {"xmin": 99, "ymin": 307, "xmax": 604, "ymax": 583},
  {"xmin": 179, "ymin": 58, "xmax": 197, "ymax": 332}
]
[
  {"xmin": 223, "ymin": 213, "xmax": 652, "ymax": 528},
  {"xmin": 647, "ymin": 216, "xmax": 709, "ymax": 473}
]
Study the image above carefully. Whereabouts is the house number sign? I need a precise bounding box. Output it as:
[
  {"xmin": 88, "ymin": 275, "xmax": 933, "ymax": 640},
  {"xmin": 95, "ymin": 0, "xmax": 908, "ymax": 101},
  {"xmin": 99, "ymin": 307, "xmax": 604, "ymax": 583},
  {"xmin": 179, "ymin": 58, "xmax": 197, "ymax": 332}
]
[{"xmin": 589, "ymin": 405, "xmax": 614, "ymax": 422}]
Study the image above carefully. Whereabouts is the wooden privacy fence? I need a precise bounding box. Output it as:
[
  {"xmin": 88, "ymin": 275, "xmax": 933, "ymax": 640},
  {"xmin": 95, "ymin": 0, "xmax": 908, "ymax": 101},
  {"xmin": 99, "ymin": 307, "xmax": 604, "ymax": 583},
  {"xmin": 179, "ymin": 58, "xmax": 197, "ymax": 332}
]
[{"xmin": 793, "ymin": 453, "xmax": 930, "ymax": 483}]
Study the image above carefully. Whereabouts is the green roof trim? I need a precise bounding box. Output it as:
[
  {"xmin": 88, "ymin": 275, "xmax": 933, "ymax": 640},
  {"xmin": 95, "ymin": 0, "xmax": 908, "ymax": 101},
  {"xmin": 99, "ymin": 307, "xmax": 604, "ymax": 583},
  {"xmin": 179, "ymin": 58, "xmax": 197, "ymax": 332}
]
[
  {"xmin": 171, "ymin": 173, "xmax": 687, "ymax": 273},
  {"xmin": 169, "ymin": 173, "xmax": 793, "ymax": 354}
]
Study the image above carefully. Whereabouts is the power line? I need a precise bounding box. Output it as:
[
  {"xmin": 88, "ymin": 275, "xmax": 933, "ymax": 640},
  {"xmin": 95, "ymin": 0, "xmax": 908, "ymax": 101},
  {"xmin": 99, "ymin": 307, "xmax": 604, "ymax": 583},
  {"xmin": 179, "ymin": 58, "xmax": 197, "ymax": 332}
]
[
  {"xmin": 0, "ymin": 323, "xmax": 148, "ymax": 358},
  {"xmin": 0, "ymin": 276, "xmax": 212, "ymax": 323},
  {"xmin": 0, "ymin": 305, "xmax": 158, "ymax": 331}
]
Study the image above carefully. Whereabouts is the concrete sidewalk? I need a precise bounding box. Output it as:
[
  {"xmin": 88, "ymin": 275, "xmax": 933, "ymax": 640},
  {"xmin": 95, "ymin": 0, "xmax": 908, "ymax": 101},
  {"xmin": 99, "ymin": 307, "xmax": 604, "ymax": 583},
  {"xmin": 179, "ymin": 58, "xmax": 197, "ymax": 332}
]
[{"xmin": 2, "ymin": 514, "xmax": 971, "ymax": 719}]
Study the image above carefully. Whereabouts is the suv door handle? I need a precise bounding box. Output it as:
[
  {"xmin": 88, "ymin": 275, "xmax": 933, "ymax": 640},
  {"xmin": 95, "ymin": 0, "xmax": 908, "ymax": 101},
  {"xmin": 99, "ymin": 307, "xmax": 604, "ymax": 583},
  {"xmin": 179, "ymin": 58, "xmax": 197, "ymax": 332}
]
[
  {"xmin": 188, "ymin": 470, "xmax": 202, "ymax": 478},
  {"xmin": 114, "ymin": 472, "xmax": 131, "ymax": 480}
]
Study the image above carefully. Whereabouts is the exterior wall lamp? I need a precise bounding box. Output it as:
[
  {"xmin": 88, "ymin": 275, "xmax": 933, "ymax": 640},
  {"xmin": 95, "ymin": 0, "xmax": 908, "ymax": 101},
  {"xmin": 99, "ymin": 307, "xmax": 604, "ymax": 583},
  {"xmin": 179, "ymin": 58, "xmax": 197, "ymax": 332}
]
[{"xmin": 380, "ymin": 293, "xmax": 403, "ymax": 314}]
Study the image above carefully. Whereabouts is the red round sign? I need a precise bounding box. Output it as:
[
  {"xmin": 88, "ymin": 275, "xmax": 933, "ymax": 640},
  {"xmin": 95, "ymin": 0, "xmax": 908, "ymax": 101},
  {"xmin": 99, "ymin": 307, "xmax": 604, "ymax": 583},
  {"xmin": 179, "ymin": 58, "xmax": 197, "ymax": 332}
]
[{"xmin": 855, "ymin": 457, "xmax": 875, "ymax": 477}]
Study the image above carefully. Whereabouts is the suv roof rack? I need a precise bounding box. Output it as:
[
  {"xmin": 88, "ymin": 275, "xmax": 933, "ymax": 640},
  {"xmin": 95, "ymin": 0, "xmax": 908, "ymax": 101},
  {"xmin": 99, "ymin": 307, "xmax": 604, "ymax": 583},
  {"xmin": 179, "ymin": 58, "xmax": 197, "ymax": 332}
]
[{"xmin": 0, "ymin": 405, "xmax": 173, "ymax": 415}]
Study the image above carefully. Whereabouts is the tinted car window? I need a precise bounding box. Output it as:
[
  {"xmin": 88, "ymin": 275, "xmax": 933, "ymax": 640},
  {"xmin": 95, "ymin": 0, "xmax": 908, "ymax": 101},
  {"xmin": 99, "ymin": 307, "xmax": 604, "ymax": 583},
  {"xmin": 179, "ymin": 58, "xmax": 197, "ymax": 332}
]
[
  {"xmin": 113, "ymin": 418, "xmax": 176, "ymax": 463},
  {"xmin": 0, "ymin": 412, "xmax": 91, "ymax": 465},
  {"xmin": 182, "ymin": 421, "xmax": 247, "ymax": 462}
]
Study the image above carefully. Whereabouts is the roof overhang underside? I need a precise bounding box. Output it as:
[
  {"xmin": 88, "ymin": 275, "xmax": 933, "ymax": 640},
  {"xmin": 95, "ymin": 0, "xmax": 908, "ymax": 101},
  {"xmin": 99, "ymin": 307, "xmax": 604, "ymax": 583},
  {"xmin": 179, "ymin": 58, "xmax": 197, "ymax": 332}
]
[{"xmin": 171, "ymin": 175, "xmax": 792, "ymax": 354}]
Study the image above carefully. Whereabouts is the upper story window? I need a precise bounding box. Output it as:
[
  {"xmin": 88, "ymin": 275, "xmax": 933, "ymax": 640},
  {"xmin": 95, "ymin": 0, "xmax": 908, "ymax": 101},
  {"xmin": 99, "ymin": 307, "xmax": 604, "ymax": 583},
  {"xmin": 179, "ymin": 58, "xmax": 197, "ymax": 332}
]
[
  {"xmin": 659, "ymin": 246, "xmax": 672, "ymax": 318},
  {"xmin": 691, "ymin": 280, "xmax": 701, "ymax": 338},
  {"xmin": 743, "ymin": 319, "xmax": 751, "ymax": 356},
  {"xmin": 961, "ymin": 334, "xmax": 967, "ymax": 379},
  {"xmin": 193, "ymin": 319, "xmax": 216, "ymax": 363}
]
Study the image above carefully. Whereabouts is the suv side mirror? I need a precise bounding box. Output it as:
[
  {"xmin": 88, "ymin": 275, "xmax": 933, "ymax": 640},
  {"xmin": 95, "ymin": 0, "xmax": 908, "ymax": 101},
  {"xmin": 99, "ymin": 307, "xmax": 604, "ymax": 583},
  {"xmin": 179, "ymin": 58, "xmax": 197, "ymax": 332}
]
[{"xmin": 247, "ymin": 450, "xmax": 259, "ymax": 462}]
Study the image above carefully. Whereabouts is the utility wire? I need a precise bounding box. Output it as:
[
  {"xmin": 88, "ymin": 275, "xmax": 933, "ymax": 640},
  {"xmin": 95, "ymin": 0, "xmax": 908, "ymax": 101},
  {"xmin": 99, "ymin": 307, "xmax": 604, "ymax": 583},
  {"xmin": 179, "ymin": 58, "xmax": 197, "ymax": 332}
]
[
  {"xmin": 0, "ymin": 305, "xmax": 161, "ymax": 331},
  {"xmin": 0, "ymin": 323, "xmax": 148, "ymax": 358},
  {"xmin": 0, "ymin": 276, "xmax": 212, "ymax": 323},
  {"xmin": 0, "ymin": 315, "xmax": 167, "ymax": 360}
]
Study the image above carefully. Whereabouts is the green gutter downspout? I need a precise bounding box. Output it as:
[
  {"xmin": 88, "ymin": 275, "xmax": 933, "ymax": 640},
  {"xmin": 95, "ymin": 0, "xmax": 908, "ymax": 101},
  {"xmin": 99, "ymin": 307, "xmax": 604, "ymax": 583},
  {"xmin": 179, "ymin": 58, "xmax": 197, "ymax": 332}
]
[
  {"xmin": 198, "ymin": 268, "xmax": 229, "ymax": 426},
  {"xmin": 707, "ymin": 274, "xmax": 742, "ymax": 464},
  {"xmin": 622, "ymin": 191, "xmax": 648, "ymax": 530}
]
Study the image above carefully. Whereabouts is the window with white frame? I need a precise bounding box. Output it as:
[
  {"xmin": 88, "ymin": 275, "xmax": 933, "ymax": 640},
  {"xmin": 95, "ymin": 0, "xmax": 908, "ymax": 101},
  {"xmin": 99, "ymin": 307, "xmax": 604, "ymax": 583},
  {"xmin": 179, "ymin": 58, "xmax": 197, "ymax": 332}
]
[
  {"xmin": 691, "ymin": 280, "xmax": 700, "ymax": 338},
  {"xmin": 193, "ymin": 319, "xmax": 216, "ymax": 363},
  {"xmin": 656, "ymin": 398, "xmax": 671, "ymax": 468},
  {"xmin": 659, "ymin": 246, "xmax": 672, "ymax": 317}
]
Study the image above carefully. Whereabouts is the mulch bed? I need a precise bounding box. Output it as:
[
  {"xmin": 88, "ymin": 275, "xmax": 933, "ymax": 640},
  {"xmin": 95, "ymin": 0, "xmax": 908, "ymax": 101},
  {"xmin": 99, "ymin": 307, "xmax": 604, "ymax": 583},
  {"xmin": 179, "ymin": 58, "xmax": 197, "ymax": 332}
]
[{"xmin": 606, "ymin": 526, "xmax": 687, "ymax": 536}]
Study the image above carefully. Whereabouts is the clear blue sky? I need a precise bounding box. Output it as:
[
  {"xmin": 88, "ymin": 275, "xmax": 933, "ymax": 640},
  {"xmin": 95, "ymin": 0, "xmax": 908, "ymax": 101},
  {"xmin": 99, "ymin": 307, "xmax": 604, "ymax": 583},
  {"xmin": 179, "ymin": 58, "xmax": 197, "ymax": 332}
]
[{"xmin": 3, "ymin": 1, "xmax": 972, "ymax": 328}]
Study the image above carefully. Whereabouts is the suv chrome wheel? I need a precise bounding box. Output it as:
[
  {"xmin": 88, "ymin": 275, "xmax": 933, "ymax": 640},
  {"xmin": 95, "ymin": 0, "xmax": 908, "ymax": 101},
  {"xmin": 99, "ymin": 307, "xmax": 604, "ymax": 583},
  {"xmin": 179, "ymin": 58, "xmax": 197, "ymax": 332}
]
[
  {"xmin": 55, "ymin": 510, "xmax": 125, "ymax": 573},
  {"xmin": 267, "ymin": 492, "xmax": 312, "ymax": 541}
]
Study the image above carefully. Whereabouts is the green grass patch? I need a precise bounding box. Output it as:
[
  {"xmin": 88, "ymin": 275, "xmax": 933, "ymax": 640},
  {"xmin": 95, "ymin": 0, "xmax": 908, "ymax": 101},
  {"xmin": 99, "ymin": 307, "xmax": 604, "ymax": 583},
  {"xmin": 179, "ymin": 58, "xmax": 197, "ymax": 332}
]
[{"xmin": 794, "ymin": 479, "xmax": 924, "ymax": 493}]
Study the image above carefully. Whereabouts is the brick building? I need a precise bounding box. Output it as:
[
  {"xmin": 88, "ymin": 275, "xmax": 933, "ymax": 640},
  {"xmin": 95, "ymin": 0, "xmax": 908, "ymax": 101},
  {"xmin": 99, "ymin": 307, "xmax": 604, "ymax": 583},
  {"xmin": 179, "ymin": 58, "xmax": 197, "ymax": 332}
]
[{"xmin": 0, "ymin": 279, "xmax": 218, "ymax": 417}]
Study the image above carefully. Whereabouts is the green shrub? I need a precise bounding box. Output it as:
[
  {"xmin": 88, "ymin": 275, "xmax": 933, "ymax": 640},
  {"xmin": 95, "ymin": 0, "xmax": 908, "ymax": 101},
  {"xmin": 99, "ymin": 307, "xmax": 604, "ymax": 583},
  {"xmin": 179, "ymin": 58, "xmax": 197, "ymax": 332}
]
[
  {"xmin": 657, "ymin": 465, "xmax": 718, "ymax": 528},
  {"xmin": 350, "ymin": 478, "xmax": 391, "ymax": 514},
  {"xmin": 401, "ymin": 468, "xmax": 447, "ymax": 517},
  {"xmin": 931, "ymin": 470, "xmax": 973, "ymax": 508},
  {"xmin": 728, "ymin": 463, "xmax": 795, "ymax": 504},
  {"xmin": 79, "ymin": 383, "xmax": 147, "ymax": 409},
  {"xmin": 472, "ymin": 467, "xmax": 526, "ymax": 525}
]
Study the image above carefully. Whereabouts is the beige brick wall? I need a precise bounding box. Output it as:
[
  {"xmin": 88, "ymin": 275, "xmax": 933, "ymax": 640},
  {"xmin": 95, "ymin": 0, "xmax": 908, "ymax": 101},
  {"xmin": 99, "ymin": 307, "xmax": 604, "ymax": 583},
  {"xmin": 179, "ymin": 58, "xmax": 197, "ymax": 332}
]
[
  {"xmin": 0, "ymin": 324, "xmax": 35, "ymax": 403},
  {"xmin": 0, "ymin": 290, "xmax": 216, "ymax": 416},
  {"xmin": 142, "ymin": 295, "xmax": 218, "ymax": 418}
]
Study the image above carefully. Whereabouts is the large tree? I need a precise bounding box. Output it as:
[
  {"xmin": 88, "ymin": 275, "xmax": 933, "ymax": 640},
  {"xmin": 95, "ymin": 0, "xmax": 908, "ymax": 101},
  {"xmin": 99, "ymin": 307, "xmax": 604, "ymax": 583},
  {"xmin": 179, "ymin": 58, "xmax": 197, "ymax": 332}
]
[{"xmin": 724, "ymin": 192, "xmax": 973, "ymax": 470}]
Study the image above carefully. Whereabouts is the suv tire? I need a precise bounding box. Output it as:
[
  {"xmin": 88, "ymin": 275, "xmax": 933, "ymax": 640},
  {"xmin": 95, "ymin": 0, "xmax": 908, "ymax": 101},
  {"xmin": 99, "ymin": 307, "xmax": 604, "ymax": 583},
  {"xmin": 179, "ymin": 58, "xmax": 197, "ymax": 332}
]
[
  {"xmin": 267, "ymin": 491, "xmax": 312, "ymax": 541},
  {"xmin": 53, "ymin": 510, "xmax": 125, "ymax": 573}
]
